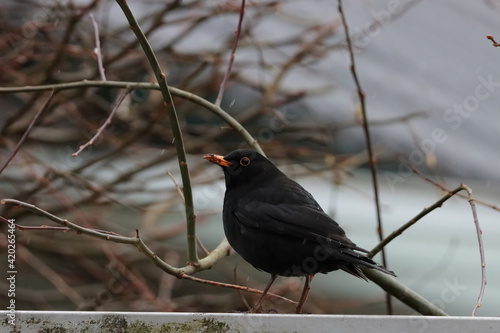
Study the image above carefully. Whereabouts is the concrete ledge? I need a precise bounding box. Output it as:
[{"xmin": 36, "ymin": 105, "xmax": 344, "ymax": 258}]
[{"xmin": 1, "ymin": 311, "xmax": 498, "ymax": 332}]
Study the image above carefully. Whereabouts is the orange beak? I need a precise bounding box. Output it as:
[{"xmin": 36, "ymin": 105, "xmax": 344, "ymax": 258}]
[{"xmin": 203, "ymin": 153, "xmax": 233, "ymax": 167}]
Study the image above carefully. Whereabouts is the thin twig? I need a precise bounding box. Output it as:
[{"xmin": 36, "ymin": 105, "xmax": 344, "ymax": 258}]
[
  {"xmin": 196, "ymin": 236, "xmax": 210, "ymax": 256},
  {"xmin": 0, "ymin": 91, "xmax": 55, "ymax": 175},
  {"xmin": 167, "ymin": 170, "xmax": 210, "ymax": 256},
  {"xmin": 214, "ymin": 0, "xmax": 245, "ymax": 107},
  {"xmin": 404, "ymin": 166, "xmax": 487, "ymax": 316},
  {"xmin": 368, "ymin": 185, "xmax": 466, "ymax": 258},
  {"xmin": 0, "ymin": 216, "xmax": 120, "ymax": 235},
  {"xmin": 166, "ymin": 172, "xmax": 211, "ymax": 257},
  {"xmin": 89, "ymin": 13, "xmax": 107, "ymax": 81},
  {"xmin": 72, "ymin": 90, "xmax": 130, "ymax": 157},
  {"xmin": 182, "ymin": 274, "xmax": 296, "ymax": 305},
  {"xmin": 462, "ymin": 184, "xmax": 486, "ymax": 316},
  {"xmin": 234, "ymin": 266, "xmax": 252, "ymax": 310},
  {"xmin": 337, "ymin": 0, "xmax": 391, "ymax": 313},
  {"xmin": 2, "ymin": 198, "xmax": 181, "ymax": 275},
  {"xmin": 167, "ymin": 171, "xmax": 185, "ymax": 204},
  {"xmin": 407, "ymin": 162, "xmax": 500, "ymax": 212},
  {"xmin": 486, "ymin": 35, "xmax": 500, "ymax": 47}
]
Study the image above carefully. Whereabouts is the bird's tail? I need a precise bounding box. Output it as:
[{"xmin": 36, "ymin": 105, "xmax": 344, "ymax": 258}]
[{"xmin": 340, "ymin": 250, "xmax": 396, "ymax": 281}]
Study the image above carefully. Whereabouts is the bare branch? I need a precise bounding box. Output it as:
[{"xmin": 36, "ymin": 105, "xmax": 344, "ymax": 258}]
[
  {"xmin": 167, "ymin": 171, "xmax": 185, "ymax": 204},
  {"xmin": 486, "ymin": 35, "xmax": 500, "ymax": 47},
  {"xmin": 368, "ymin": 185, "xmax": 466, "ymax": 258},
  {"xmin": 114, "ymin": 0, "xmax": 199, "ymax": 264},
  {"xmin": 0, "ymin": 91, "xmax": 55, "ymax": 175},
  {"xmin": 0, "ymin": 199, "xmax": 295, "ymax": 305},
  {"xmin": 360, "ymin": 267, "xmax": 448, "ymax": 316},
  {"xmin": 460, "ymin": 185, "xmax": 486, "ymax": 316},
  {"xmin": 405, "ymin": 166, "xmax": 487, "ymax": 316},
  {"xmin": 72, "ymin": 90, "xmax": 130, "ymax": 157},
  {"xmin": 215, "ymin": 0, "xmax": 246, "ymax": 107},
  {"xmin": 0, "ymin": 80, "xmax": 265, "ymax": 154},
  {"xmin": 89, "ymin": 13, "xmax": 107, "ymax": 81},
  {"xmin": 337, "ymin": 0, "xmax": 390, "ymax": 313},
  {"xmin": 182, "ymin": 274, "xmax": 296, "ymax": 305}
]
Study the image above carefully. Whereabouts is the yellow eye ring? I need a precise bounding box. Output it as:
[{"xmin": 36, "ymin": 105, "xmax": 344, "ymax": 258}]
[{"xmin": 240, "ymin": 157, "xmax": 251, "ymax": 166}]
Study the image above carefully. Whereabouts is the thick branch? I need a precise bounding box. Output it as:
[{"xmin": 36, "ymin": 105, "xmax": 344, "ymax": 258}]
[
  {"xmin": 115, "ymin": 0, "xmax": 198, "ymax": 264},
  {"xmin": 360, "ymin": 268, "xmax": 448, "ymax": 316},
  {"xmin": 0, "ymin": 80, "xmax": 264, "ymax": 155}
]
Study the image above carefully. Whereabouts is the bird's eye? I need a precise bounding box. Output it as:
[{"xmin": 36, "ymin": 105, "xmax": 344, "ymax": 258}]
[{"xmin": 239, "ymin": 157, "xmax": 251, "ymax": 166}]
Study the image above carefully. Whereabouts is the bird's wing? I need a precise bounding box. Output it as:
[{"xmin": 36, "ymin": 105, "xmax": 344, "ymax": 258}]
[{"xmin": 233, "ymin": 196, "xmax": 367, "ymax": 252}]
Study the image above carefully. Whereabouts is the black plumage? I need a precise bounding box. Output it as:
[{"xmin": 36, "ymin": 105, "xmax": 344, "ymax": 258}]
[{"xmin": 204, "ymin": 149, "xmax": 395, "ymax": 313}]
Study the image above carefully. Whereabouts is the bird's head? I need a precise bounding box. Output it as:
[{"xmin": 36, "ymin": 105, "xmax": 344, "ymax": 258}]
[{"xmin": 204, "ymin": 149, "xmax": 281, "ymax": 187}]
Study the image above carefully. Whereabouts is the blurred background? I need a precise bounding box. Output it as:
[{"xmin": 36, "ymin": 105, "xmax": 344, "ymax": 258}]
[{"xmin": 1, "ymin": 0, "xmax": 499, "ymax": 316}]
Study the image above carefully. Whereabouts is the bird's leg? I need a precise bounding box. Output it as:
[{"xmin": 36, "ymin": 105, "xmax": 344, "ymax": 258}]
[
  {"xmin": 249, "ymin": 274, "xmax": 278, "ymax": 313},
  {"xmin": 294, "ymin": 274, "xmax": 314, "ymax": 314}
]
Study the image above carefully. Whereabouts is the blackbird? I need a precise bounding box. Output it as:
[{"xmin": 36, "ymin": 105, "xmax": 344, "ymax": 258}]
[{"xmin": 204, "ymin": 149, "xmax": 395, "ymax": 313}]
